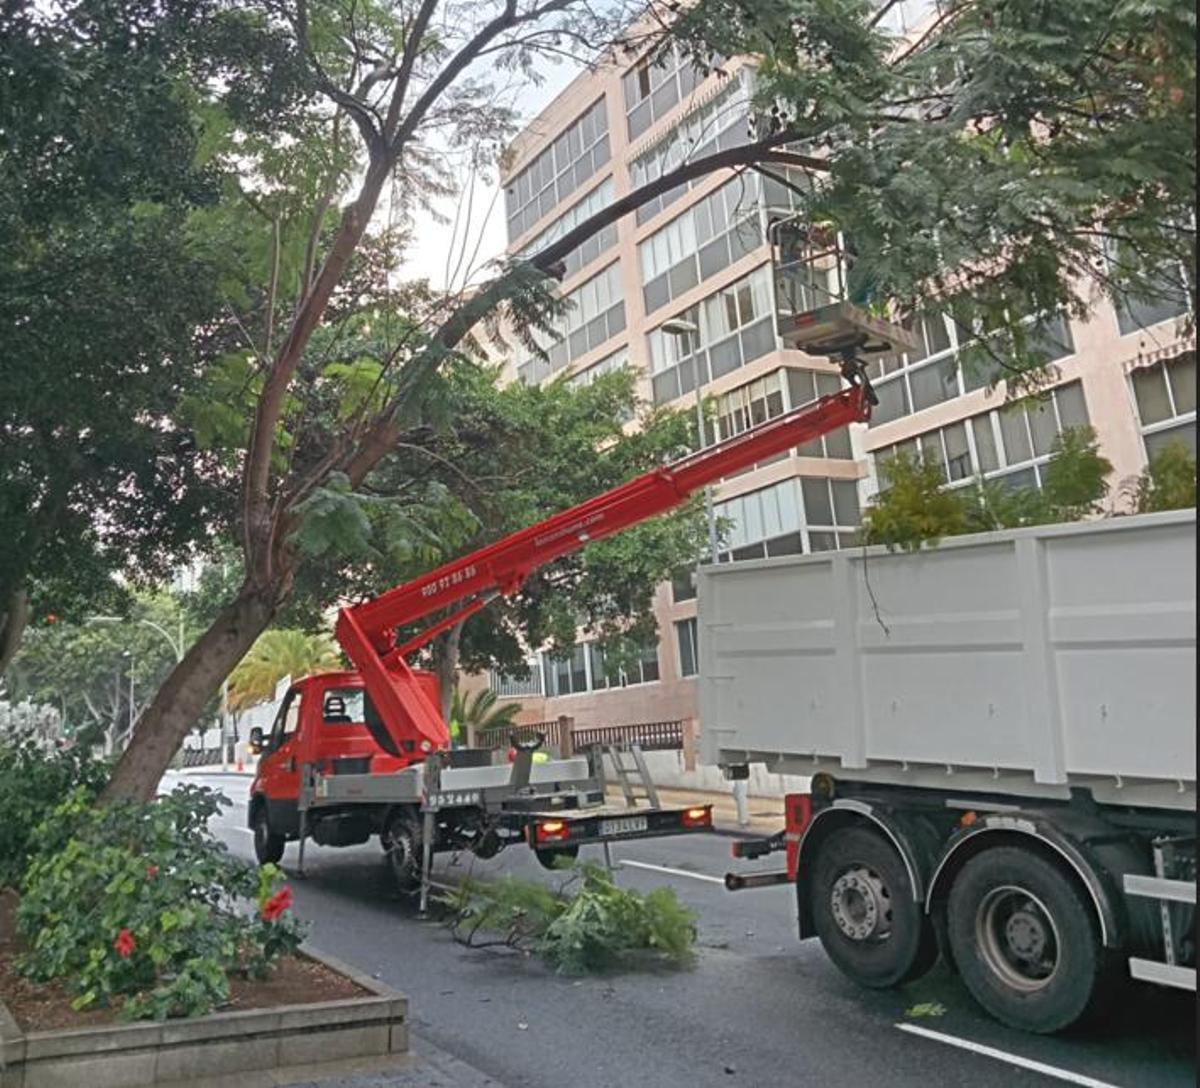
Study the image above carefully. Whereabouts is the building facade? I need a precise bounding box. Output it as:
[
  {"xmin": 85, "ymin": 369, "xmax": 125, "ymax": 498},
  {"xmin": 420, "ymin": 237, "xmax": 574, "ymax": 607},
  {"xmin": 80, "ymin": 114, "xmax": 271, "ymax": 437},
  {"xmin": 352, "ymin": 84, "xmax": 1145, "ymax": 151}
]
[{"xmin": 482, "ymin": 8, "xmax": 1195, "ymax": 730}]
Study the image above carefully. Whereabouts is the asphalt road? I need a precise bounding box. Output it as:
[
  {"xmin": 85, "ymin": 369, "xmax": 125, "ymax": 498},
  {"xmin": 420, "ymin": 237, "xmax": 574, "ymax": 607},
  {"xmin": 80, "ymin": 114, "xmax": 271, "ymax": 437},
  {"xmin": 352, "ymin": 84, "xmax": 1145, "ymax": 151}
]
[{"xmin": 167, "ymin": 771, "xmax": 1195, "ymax": 1088}]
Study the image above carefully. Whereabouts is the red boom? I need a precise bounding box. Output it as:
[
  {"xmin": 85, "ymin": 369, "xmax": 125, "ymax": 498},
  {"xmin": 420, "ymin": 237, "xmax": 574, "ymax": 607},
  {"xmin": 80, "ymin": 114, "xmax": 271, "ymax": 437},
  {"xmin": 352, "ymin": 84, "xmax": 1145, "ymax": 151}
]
[{"xmin": 335, "ymin": 381, "xmax": 871, "ymax": 756}]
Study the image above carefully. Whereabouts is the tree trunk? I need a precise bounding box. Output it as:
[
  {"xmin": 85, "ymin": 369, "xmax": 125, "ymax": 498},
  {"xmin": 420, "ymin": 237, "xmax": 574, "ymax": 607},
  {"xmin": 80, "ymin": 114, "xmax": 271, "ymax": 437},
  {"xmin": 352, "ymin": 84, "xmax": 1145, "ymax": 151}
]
[
  {"xmin": 433, "ymin": 620, "xmax": 465, "ymax": 728},
  {"xmin": 0, "ymin": 585, "xmax": 30, "ymax": 678},
  {"xmin": 100, "ymin": 583, "xmax": 279, "ymax": 803}
]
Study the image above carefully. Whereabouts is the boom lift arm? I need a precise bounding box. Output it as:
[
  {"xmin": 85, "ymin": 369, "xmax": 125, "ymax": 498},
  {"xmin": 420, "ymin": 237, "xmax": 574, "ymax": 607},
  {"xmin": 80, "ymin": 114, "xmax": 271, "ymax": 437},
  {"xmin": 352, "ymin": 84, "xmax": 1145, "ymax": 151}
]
[{"xmin": 335, "ymin": 365, "xmax": 875, "ymax": 760}]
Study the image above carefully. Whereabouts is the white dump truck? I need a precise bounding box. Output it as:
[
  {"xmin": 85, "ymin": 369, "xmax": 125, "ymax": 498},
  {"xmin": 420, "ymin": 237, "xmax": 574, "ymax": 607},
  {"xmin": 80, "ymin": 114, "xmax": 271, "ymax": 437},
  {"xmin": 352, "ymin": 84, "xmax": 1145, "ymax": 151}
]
[{"xmin": 706, "ymin": 509, "xmax": 1196, "ymax": 1033}]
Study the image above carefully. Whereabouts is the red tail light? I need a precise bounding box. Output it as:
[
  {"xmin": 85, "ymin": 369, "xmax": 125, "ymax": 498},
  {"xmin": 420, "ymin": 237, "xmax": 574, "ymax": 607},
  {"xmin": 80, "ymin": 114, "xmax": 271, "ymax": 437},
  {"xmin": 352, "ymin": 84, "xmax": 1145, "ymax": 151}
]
[
  {"xmin": 535, "ymin": 819, "xmax": 569, "ymax": 843},
  {"xmin": 682, "ymin": 806, "xmax": 712, "ymax": 829},
  {"xmin": 784, "ymin": 793, "xmax": 813, "ymax": 881}
]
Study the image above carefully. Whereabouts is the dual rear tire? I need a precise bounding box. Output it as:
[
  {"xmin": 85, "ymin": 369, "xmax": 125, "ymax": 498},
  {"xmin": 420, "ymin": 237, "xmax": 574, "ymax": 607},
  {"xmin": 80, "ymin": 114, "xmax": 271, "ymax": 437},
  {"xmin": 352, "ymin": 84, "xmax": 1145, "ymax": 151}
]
[{"xmin": 811, "ymin": 826, "xmax": 1112, "ymax": 1033}]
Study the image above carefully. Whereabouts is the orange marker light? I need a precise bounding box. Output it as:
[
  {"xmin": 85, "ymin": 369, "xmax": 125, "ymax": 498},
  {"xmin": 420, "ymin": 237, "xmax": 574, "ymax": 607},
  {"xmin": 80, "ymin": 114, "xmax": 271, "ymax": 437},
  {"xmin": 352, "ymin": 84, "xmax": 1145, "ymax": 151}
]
[{"xmin": 682, "ymin": 806, "xmax": 712, "ymax": 828}]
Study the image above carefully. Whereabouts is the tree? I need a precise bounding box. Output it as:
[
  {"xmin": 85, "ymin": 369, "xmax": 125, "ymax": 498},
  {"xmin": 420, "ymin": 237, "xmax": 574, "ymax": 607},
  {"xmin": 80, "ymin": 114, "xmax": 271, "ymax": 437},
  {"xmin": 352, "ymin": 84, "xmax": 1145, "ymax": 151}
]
[
  {"xmin": 449, "ymin": 688, "xmax": 522, "ymax": 745},
  {"xmin": 1129, "ymin": 440, "xmax": 1197, "ymax": 512},
  {"xmin": 287, "ymin": 365, "xmax": 704, "ymax": 719},
  {"xmin": 0, "ymin": 0, "xmax": 303, "ymax": 678},
  {"xmin": 6, "ymin": 591, "xmax": 197, "ymax": 753},
  {"xmin": 94, "ymin": 0, "xmax": 1193, "ymax": 801},
  {"xmin": 227, "ymin": 630, "xmax": 342, "ymax": 711},
  {"xmin": 863, "ymin": 425, "xmax": 1115, "ymax": 550}
]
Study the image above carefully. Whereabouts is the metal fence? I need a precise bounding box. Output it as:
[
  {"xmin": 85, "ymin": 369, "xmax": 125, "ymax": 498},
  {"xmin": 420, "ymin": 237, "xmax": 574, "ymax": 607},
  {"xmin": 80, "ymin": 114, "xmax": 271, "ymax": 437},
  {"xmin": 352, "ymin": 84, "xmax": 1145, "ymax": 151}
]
[
  {"xmin": 477, "ymin": 718, "xmax": 686, "ymax": 754},
  {"xmin": 180, "ymin": 747, "xmax": 224, "ymax": 768},
  {"xmin": 478, "ymin": 719, "xmax": 563, "ymax": 750},
  {"xmin": 574, "ymin": 720, "xmax": 684, "ymax": 751}
]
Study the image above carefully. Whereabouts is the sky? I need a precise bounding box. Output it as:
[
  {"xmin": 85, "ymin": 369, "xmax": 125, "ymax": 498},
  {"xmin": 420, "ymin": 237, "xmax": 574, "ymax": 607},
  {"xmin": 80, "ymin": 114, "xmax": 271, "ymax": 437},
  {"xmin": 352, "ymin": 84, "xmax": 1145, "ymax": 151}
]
[{"xmin": 397, "ymin": 57, "xmax": 588, "ymax": 291}]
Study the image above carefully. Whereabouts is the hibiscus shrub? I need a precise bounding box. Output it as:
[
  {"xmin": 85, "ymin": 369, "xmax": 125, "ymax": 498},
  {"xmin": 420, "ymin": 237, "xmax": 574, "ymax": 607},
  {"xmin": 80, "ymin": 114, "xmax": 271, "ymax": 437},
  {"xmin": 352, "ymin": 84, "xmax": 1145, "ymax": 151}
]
[
  {"xmin": 17, "ymin": 785, "xmax": 305, "ymax": 1020},
  {"xmin": 0, "ymin": 729, "xmax": 109, "ymax": 886}
]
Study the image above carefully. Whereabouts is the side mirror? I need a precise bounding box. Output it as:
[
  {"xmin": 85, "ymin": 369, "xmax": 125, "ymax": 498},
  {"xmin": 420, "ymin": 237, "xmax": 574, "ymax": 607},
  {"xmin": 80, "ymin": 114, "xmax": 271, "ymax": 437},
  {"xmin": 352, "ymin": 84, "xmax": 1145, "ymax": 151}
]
[{"xmin": 248, "ymin": 727, "xmax": 264, "ymax": 754}]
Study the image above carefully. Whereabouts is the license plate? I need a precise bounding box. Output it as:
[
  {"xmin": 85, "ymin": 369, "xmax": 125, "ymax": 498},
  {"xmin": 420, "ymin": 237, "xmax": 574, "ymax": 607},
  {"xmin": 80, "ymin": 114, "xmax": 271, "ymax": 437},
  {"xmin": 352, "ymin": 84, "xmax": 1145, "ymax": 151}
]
[{"xmin": 600, "ymin": 816, "xmax": 648, "ymax": 837}]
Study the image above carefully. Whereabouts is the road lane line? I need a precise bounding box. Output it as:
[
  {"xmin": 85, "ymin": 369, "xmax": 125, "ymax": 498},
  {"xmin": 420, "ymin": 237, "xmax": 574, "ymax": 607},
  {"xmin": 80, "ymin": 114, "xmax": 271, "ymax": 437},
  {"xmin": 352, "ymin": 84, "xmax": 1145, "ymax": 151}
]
[
  {"xmin": 894, "ymin": 1024, "xmax": 1123, "ymax": 1088},
  {"xmin": 618, "ymin": 859, "xmax": 726, "ymax": 885}
]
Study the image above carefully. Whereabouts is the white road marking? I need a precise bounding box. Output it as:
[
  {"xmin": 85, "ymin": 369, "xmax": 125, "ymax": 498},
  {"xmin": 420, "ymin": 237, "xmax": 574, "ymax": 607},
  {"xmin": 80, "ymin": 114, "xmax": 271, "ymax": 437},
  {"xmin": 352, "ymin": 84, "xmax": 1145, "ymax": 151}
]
[
  {"xmin": 617, "ymin": 859, "xmax": 726, "ymax": 886},
  {"xmin": 895, "ymin": 1024, "xmax": 1123, "ymax": 1088}
]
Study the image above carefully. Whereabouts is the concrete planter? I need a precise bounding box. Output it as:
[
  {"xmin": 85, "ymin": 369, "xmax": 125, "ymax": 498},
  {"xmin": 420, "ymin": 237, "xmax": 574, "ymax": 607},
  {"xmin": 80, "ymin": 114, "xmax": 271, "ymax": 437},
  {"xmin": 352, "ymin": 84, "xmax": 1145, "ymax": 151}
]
[{"xmin": 0, "ymin": 945, "xmax": 406, "ymax": 1088}]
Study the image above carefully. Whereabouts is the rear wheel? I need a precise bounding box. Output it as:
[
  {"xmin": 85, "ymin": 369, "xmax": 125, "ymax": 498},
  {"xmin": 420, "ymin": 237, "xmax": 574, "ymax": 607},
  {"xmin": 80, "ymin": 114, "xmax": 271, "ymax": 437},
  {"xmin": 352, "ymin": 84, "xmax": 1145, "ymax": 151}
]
[
  {"xmin": 383, "ymin": 812, "xmax": 424, "ymax": 894},
  {"xmin": 947, "ymin": 846, "xmax": 1112, "ymax": 1033},
  {"xmin": 252, "ymin": 805, "xmax": 285, "ymax": 866},
  {"xmin": 534, "ymin": 845, "xmax": 579, "ymax": 870},
  {"xmin": 811, "ymin": 825, "xmax": 935, "ymax": 988}
]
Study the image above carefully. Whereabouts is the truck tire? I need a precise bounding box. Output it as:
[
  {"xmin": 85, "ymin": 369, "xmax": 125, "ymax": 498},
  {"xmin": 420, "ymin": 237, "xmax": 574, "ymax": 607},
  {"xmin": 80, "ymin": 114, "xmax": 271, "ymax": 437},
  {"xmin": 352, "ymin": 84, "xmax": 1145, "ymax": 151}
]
[
  {"xmin": 252, "ymin": 806, "xmax": 285, "ymax": 866},
  {"xmin": 946, "ymin": 845, "xmax": 1112, "ymax": 1033},
  {"xmin": 811, "ymin": 825, "xmax": 934, "ymax": 988},
  {"xmin": 383, "ymin": 813, "xmax": 423, "ymax": 895},
  {"xmin": 534, "ymin": 845, "xmax": 579, "ymax": 870}
]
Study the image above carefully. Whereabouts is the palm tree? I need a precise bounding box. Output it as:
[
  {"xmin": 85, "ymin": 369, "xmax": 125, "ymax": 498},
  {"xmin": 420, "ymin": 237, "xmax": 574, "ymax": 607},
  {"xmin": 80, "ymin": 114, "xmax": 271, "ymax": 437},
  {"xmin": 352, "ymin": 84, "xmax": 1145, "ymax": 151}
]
[
  {"xmin": 449, "ymin": 687, "xmax": 522, "ymax": 745},
  {"xmin": 227, "ymin": 629, "xmax": 341, "ymax": 711}
]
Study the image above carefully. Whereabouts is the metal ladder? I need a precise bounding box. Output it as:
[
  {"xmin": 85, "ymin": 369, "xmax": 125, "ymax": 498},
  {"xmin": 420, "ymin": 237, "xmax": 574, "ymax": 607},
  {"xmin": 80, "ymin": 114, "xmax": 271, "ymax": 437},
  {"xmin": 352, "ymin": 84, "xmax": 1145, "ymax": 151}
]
[{"xmin": 601, "ymin": 743, "xmax": 660, "ymax": 810}]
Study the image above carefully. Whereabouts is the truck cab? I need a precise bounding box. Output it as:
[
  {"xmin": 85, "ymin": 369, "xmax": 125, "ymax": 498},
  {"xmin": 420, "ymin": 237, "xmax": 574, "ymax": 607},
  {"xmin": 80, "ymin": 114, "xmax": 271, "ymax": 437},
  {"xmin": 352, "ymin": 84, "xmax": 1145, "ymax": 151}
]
[{"xmin": 248, "ymin": 670, "xmax": 434, "ymax": 857}]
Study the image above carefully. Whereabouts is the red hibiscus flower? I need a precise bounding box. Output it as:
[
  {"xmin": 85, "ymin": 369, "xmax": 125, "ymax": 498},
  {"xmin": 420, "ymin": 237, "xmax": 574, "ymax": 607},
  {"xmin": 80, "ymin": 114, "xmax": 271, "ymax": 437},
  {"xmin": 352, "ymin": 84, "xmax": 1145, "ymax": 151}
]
[
  {"xmin": 145, "ymin": 864, "xmax": 158, "ymax": 879},
  {"xmin": 113, "ymin": 928, "xmax": 136, "ymax": 958},
  {"xmin": 261, "ymin": 886, "xmax": 294, "ymax": 922}
]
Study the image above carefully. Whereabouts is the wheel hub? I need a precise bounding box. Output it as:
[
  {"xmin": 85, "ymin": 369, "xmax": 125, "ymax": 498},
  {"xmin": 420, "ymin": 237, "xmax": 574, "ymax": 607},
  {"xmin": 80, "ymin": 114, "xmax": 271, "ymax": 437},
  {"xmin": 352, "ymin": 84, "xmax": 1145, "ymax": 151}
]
[
  {"xmin": 387, "ymin": 824, "xmax": 417, "ymax": 875},
  {"xmin": 976, "ymin": 885, "xmax": 1060, "ymax": 992},
  {"xmin": 830, "ymin": 866, "xmax": 893, "ymax": 941},
  {"xmin": 1005, "ymin": 909, "xmax": 1048, "ymax": 961}
]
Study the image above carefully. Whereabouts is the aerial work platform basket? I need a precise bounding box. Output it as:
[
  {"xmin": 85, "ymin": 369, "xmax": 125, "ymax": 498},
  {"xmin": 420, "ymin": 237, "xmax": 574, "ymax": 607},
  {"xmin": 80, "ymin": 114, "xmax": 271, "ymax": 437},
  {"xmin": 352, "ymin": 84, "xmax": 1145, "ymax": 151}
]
[{"xmin": 769, "ymin": 216, "xmax": 920, "ymax": 360}]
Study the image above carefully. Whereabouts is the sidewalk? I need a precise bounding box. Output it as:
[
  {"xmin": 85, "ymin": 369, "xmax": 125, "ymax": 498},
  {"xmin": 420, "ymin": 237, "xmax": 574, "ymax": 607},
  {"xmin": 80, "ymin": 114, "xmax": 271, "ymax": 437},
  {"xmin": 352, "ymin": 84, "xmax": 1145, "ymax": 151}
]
[{"xmin": 273, "ymin": 1035, "xmax": 502, "ymax": 1088}]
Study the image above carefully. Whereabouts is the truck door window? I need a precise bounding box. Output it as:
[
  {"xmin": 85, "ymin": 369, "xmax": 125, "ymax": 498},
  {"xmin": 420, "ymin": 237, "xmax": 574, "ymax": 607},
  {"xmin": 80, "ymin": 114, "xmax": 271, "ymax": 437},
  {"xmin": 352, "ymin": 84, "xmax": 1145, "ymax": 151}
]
[{"xmin": 269, "ymin": 692, "xmax": 302, "ymax": 749}]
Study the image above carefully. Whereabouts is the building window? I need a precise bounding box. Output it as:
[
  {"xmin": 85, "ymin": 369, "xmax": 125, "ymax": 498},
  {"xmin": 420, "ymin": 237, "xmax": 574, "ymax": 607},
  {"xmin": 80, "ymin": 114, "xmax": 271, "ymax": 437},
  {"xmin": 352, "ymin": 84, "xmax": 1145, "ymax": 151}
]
[
  {"xmin": 867, "ymin": 311, "xmax": 1076, "ymax": 427},
  {"xmin": 505, "ymin": 98, "xmax": 610, "ymax": 242},
  {"xmin": 639, "ymin": 173, "xmax": 764, "ymax": 316},
  {"xmin": 787, "ymin": 370, "xmax": 854, "ymax": 459},
  {"xmin": 676, "ymin": 618, "xmax": 699, "ymax": 678},
  {"xmin": 670, "ymin": 566, "xmax": 697, "ymax": 602},
  {"xmin": 871, "ymin": 380, "xmax": 1091, "ymax": 491},
  {"xmin": 516, "ymin": 178, "xmax": 618, "ymax": 278},
  {"xmin": 715, "ymin": 475, "xmax": 861, "ymax": 561},
  {"xmin": 515, "ymin": 261, "xmax": 626, "ymax": 384},
  {"xmin": 622, "ymin": 42, "xmax": 711, "ymax": 140},
  {"xmin": 487, "ymin": 665, "xmax": 544, "ymax": 698},
  {"xmin": 1113, "ymin": 272, "xmax": 1191, "ymax": 338},
  {"xmin": 874, "ymin": 0, "xmax": 941, "ymax": 35},
  {"xmin": 647, "ymin": 264, "xmax": 776, "ymax": 405},
  {"xmin": 1131, "ymin": 352, "xmax": 1197, "ymax": 458},
  {"xmin": 539, "ymin": 638, "xmax": 660, "ymax": 695},
  {"xmin": 629, "ymin": 72, "xmax": 752, "ymax": 226}
]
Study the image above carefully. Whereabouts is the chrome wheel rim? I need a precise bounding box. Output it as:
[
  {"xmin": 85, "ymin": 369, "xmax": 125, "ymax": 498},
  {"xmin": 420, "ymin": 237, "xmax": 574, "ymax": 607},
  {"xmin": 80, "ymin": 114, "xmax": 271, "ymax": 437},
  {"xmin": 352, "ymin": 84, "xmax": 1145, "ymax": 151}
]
[{"xmin": 830, "ymin": 865, "xmax": 893, "ymax": 942}]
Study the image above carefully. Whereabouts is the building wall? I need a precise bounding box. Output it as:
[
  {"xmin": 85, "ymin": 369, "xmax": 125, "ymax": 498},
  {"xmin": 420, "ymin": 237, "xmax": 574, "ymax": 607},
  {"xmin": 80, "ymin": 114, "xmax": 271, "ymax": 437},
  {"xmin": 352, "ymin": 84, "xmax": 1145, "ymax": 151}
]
[{"xmin": 471, "ymin": 17, "xmax": 1196, "ymax": 770}]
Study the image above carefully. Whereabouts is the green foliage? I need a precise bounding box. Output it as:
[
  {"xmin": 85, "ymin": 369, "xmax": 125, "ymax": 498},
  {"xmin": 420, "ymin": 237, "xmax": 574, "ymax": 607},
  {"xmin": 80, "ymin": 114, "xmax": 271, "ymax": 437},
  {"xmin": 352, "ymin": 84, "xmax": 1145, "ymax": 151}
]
[
  {"xmin": 449, "ymin": 687, "xmax": 522, "ymax": 740},
  {"xmin": 442, "ymin": 862, "xmax": 697, "ymax": 975},
  {"xmin": 5, "ymin": 590, "xmax": 196, "ymax": 743},
  {"xmin": 864, "ymin": 426, "xmax": 1115, "ymax": 549},
  {"xmin": 227, "ymin": 629, "xmax": 341, "ymax": 710},
  {"xmin": 0, "ymin": 0, "xmax": 306, "ymax": 662},
  {"xmin": 1038, "ymin": 426, "xmax": 1114, "ymax": 519},
  {"xmin": 0, "ymin": 732, "xmax": 109, "ymax": 887},
  {"xmin": 1131, "ymin": 441, "xmax": 1197, "ymax": 512},
  {"xmin": 861, "ymin": 453, "xmax": 970, "ymax": 551},
  {"xmin": 672, "ymin": 0, "xmax": 1195, "ymax": 386},
  {"xmin": 18, "ymin": 786, "xmax": 304, "ymax": 1020}
]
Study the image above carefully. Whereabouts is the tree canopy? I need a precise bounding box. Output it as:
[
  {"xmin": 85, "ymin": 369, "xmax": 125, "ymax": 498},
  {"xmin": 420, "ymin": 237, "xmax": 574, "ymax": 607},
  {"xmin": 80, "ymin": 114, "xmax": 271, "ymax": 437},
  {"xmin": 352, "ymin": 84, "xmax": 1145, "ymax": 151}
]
[{"xmin": 2, "ymin": 0, "xmax": 1190, "ymax": 800}]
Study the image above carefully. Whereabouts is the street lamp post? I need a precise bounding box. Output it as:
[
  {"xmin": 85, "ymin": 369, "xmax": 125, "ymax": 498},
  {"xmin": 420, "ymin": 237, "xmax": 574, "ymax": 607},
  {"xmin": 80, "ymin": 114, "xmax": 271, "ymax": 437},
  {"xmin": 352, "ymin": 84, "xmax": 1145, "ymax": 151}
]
[{"xmin": 660, "ymin": 318, "xmax": 748, "ymax": 827}]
